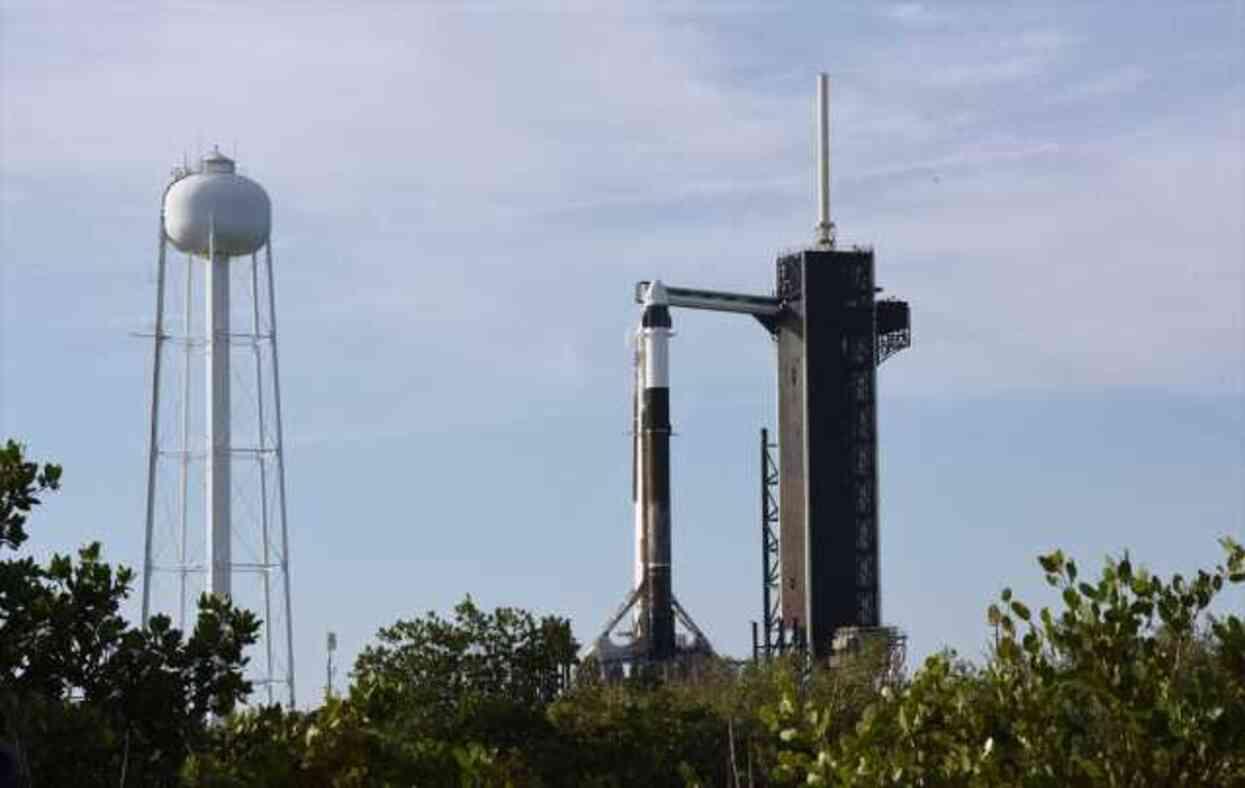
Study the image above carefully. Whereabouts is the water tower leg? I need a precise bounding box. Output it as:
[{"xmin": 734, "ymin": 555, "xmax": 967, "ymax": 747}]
[
  {"xmin": 265, "ymin": 242, "xmax": 297, "ymax": 708},
  {"xmin": 250, "ymin": 251, "xmax": 276, "ymax": 705},
  {"xmin": 141, "ymin": 229, "xmax": 168, "ymax": 627}
]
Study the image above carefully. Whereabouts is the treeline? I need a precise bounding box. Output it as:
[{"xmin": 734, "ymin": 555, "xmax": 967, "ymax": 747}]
[{"xmin": 2, "ymin": 440, "xmax": 1243, "ymax": 786}]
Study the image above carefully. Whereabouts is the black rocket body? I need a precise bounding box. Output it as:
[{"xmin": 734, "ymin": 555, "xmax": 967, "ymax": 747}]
[{"xmin": 637, "ymin": 282, "xmax": 676, "ymax": 660}]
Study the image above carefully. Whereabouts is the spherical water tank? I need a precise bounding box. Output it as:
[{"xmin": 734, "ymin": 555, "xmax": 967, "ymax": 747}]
[{"xmin": 163, "ymin": 150, "xmax": 271, "ymax": 257}]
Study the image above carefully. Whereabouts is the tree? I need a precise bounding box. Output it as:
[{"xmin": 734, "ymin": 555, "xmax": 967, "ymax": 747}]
[
  {"xmin": 775, "ymin": 539, "xmax": 1245, "ymax": 786},
  {"xmin": 189, "ymin": 598, "xmax": 583, "ymax": 786},
  {"xmin": 351, "ymin": 596, "xmax": 578, "ymax": 743},
  {"xmin": 0, "ymin": 439, "xmax": 61, "ymax": 552},
  {"xmin": 182, "ymin": 696, "xmax": 512, "ymax": 787},
  {"xmin": 0, "ymin": 440, "xmax": 261, "ymax": 787}
]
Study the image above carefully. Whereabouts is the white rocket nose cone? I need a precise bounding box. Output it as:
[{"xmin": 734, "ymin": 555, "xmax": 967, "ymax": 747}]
[{"xmin": 645, "ymin": 280, "xmax": 669, "ymax": 307}]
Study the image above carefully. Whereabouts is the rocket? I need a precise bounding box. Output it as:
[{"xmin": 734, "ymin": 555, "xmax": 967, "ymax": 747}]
[
  {"xmin": 588, "ymin": 278, "xmax": 712, "ymax": 668},
  {"xmin": 633, "ymin": 280, "xmax": 676, "ymax": 660}
]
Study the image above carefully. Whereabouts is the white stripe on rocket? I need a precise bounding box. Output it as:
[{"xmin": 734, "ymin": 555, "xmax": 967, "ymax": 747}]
[
  {"xmin": 633, "ymin": 333, "xmax": 647, "ymax": 602},
  {"xmin": 641, "ymin": 279, "xmax": 672, "ymax": 390}
]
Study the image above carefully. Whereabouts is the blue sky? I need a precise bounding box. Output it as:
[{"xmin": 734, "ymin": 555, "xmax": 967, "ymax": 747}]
[{"xmin": 2, "ymin": 1, "xmax": 1241, "ymax": 707}]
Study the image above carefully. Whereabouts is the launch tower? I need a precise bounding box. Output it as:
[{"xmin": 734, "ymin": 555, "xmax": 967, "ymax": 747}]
[{"xmin": 614, "ymin": 74, "xmax": 911, "ymax": 661}]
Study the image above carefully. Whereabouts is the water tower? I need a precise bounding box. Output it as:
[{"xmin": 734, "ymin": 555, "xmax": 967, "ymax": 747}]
[{"xmin": 140, "ymin": 148, "xmax": 295, "ymax": 706}]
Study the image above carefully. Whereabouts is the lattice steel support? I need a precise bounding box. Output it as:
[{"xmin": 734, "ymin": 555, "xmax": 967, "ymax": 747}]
[{"xmin": 759, "ymin": 427, "xmax": 780, "ymax": 657}]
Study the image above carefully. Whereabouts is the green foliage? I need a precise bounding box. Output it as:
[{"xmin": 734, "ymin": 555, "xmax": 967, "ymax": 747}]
[
  {"xmin": 7, "ymin": 438, "xmax": 1244, "ymax": 786},
  {"xmin": 757, "ymin": 640, "xmax": 904, "ymax": 785},
  {"xmin": 0, "ymin": 439, "xmax": 61, "ymax": 551},
  {"xmin": 186, "ymin": 541, "xmax": 1245, "ymax": 788},
  {"xmin": 349, "ymin": 596, "xmax": 579, "ymax": 783},
  {"xmin": 0, "ymin": 440, "xmax": 259, "ymax": 787},
  {"xmin": 352, "ymin": 597, "xmax": 577, "ymax": 740},
  {"xmin": 189, "ymin": 599, "xmax": 582, "ymax": 786},
  {"xmin": 183, "ymin": 699, "xmax": 470, "ymax": 787},
  {"xmin": 779, "ymin": 539, "xmax": 1245, "ymax": 786},
  {"xmin": 547, "ymin": 675, "xmax": 730, "ymax": 785}
]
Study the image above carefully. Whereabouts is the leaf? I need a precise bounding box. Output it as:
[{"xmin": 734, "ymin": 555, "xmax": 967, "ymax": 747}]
[
  {"xmin": 1118, "ymin": 557, "xmax": 1132, "ymax": 582},
  {"xmin": 1062, "ymin": 588, "xmax": 1082, "ymax": 609},
  {"xmin": 1011, "ymin": 601, "xmax": 1031, "ymax": 621},
  {"xmin": 998, "ymin": 638, "xmax": 1020, "ymax": 661}
]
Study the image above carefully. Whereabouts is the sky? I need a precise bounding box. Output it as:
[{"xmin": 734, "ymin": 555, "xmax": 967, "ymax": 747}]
[{"xmin": 1, "ymin": 1, "xmax": 1242, "ymax": 708}]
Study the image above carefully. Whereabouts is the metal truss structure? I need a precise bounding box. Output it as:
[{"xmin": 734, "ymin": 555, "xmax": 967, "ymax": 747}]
[{"xmin": 758, "ymin": 428, "xmax": 781, "ymax": 658}]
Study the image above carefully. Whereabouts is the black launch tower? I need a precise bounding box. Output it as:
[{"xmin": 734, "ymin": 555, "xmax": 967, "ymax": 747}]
[{"xmin": 774, "ymin": 248, "xmax": 910, "ymax": 656}]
